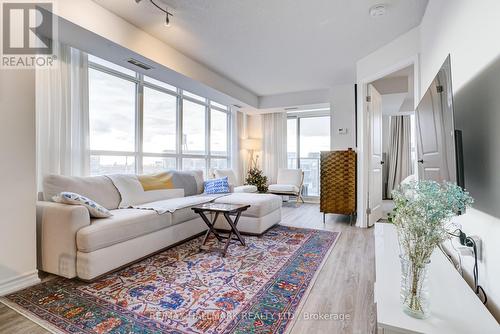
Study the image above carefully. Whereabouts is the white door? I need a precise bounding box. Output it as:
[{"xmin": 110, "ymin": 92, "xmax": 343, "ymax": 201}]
[
  {"xmin": 415, "ymin": 79, "xmax": 449, "ymax": 182},
  {"xmin": 368, "ymin": 84, "xmax": 383, "ymax": 226}
]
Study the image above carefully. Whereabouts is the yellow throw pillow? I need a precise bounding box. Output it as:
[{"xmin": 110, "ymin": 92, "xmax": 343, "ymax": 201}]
[{"xmin": 138, "ymin": 172, "xmax": 175, "ymax": 191}]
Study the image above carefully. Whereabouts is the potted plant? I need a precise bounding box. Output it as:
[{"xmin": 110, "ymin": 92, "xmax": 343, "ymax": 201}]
[
  {"xmin": 389, "ymin": 180, "xmax": 473, "ymax": 319},
  {"xmin": 245, "ymin": 167, "xmax": 268, "ymax": 193}
]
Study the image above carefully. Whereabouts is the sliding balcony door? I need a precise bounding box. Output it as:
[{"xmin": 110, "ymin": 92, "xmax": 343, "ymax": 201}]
[{"xmin": 287, "ymin": 115, "xmax": 331, "ymax": 198}]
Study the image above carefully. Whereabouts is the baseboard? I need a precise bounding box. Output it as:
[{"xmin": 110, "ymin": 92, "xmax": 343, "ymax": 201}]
[{"xmin": 0, "ymin": 271, "xmax": 40, "ymax": 296}]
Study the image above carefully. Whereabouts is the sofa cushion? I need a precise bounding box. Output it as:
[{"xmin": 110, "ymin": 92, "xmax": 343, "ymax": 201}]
[
  {"xmin": 268, "ymin": 184, "xmax": 300, "ymax": 194},
  {"xmin": 234, "ymin": 185, "xmax": 258, "ymax": 193},
  {"xmin": 214, "ymin": 193, "xmax": 281, "ymax": 218},
  {"xmin": 213, "ymin": 169, "xmax": 238, "ymax": 186},
  {"xmin": 204, "ymin": 177, "xmax": 230, "ymax": 194},
  {"xmin": 53, "ymin": 192, "xmax": 112, "ymax": 218},
  {"xmin": 173, "ymin": 170, "xmax": 204, "ymax": 196},
  {"xmin": 137, "ymin": 172, "xmax": 175, "ymax": 191},
  {"xmin": 107, "ymin": 174, "xmax": 185, "ymax": 208},
  {"xmin": 77, "ymin": 209, "xmax": 172, "ymax": 252},
  {"xmin": 43, "ymin": 175, "xmax": 120, "ymax": 210}
]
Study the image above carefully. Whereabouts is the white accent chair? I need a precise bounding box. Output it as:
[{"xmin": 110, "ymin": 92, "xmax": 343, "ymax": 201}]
[
  {"xmin": 268, "ymin": 168, "xmax": 305, "ymax": 204},
  {"xmin": 212, "ymin": 169, "xmax": 258, "ymax": 193}
]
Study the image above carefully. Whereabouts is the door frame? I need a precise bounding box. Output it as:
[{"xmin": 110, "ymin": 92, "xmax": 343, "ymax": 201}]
[
  {"xmin": 367, "ymin": 84, "xmax": 383, "ymax": 226},
  {"xmin": 357, "ymin": 55, "xmax": 420, "ymax": 228}
]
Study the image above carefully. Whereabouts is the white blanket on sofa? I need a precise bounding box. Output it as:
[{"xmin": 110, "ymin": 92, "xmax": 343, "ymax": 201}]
[{"xmin": 131, "ymin": 194, "xmax": 230, "ymax": 215}]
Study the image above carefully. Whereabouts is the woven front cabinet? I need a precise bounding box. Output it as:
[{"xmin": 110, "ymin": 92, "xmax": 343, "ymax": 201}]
[{"xmin": 320, "ymin": 149, "xmax": 357, "ymax": 216}]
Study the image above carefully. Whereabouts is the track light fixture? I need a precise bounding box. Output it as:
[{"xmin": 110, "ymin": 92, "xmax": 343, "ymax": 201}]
[{"xmin": 135, "ymin": 0, "xmax": 173, "ymax": 27}]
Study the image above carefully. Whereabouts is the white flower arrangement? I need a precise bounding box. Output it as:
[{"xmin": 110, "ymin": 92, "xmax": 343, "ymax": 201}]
[{"xmin": 389, "ymin": 180, "xmax": 473, "ymax": 317}]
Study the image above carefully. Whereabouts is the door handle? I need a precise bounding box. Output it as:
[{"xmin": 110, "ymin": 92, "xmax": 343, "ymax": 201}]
[
  {"xmin": 418, "ymin": 159, "xmax": 424, "ymax": 164},
  {"xmin": 380, "ymin": 161, "xmax": 385, "ymax": 165}
]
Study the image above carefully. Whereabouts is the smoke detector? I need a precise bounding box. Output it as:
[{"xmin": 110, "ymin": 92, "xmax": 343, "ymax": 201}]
[{"xmin": 369, "ymin": 4, "xmax": 387, "ymax": 17}]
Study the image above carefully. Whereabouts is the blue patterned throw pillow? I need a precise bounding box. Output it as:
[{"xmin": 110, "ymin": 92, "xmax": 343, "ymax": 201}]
[
  {"xmin": 204, "ymin": 177, "xmax": 230, "ymax": 194},
  {"xmin": 53, "ymin": 192, "xmax": 112, "ymax": 218}
]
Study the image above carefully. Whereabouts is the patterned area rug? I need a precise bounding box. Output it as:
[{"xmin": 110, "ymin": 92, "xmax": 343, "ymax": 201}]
[{"xmin": 2, "ymin": 225, "xmax": 339, "ymax": 334}]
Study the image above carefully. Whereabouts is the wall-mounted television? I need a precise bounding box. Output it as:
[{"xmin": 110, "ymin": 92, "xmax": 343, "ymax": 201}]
[{"xmin": 415, "ymin": 55, "xmax": 465, "ymax": 188}]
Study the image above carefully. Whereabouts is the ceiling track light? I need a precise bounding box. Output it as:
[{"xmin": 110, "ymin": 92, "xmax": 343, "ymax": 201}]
[{"xmin": 135, "ymin": 0, "xmax": 173, "ymax": 27}]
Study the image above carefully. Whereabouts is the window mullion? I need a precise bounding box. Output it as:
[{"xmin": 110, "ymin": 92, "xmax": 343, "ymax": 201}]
[
  {"xmin": 206, "ymin": 105, "xmax": 211, "ymax": 175},
  {"xmin": 297, "ymin": 117, "xmax": 301, "ymax": 169},
  {"xmin": 227, "ymin": 110, "xmax": 232, "ymax": 168},
  {"xmin": 177, "ymin": 93, "xmax": 183, "ymax": 170},
  {"xmin": 136, "ymin": 75, "xmax": 144, "ymax": 174}
]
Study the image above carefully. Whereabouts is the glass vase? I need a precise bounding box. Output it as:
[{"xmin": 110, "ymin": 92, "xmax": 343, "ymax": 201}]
[{"xmin": 399, "ymin": 255, "xmax": 431, "ymax": 319}]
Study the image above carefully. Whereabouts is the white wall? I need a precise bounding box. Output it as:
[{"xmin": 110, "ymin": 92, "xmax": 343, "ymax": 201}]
[
  {"xmin": 259, "ymin": 89, "xmax": 330, "ymax": 110},
  {"xmin": 419, "ymin": 0, "xmax": 500, "ymax": 321},
  {"xmin": 0, "ymin": 70, "xmax": 39, "ymax": 294},
  {"xmin": 420, "ymin": 0, "xmax": 500, "ymax": 94},
  {"xmin": 357, "ymin": 27, "xmax": 421, "ymax": 86},
  {"xmin": 330, "ymin": 84, "xmax": 356, "ymax": 150}
]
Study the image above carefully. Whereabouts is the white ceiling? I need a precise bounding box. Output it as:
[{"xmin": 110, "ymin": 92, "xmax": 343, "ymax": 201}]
[{"xmin": 93, "ymin": 0, "xmax": 428, "ymax": 96}]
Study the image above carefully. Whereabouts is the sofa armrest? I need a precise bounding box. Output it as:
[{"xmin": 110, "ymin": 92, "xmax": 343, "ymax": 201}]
[{"xmin": 37, "ymin": 201, "xmax": 90, "ymax": 278}]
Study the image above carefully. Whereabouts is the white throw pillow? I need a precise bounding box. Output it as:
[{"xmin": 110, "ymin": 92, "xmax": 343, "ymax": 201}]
[
  {"xmin": 107, "ymin": 174, "xmax": 185, "ymax": 208},
  {"xmin": 53, "ymin": 192, "xmax": 112, "ymax": 218},
  {"xmin": 214, "ymin": 169, "xmax": 238, "ymax": 186}
]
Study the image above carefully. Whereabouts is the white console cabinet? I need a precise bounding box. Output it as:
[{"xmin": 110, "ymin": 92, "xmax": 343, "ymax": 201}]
[{"xmin": 375, "ymin": 223, "xmax": 499, "ymax": 334}]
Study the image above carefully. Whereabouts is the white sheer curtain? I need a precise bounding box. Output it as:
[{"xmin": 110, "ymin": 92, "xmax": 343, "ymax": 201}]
[
  {"xmin": 230, "ymin": 109, "xmax": 246, "ymax": 185},
  {"xmin": 36, "ymin": 43, "xmax": 89, "ymax": 190},
  {"xmin": 261, "ymin": 112, "xmax": 287, "ymax": 183},
  {"xmin": 386, "ymin": 115, "xmax": 412, "ymax": 198}
]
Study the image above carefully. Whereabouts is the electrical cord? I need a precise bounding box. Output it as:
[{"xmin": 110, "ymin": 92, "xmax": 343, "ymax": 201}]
[
  {"xmin": 447, "ymin": 229, "xmax": 461, "ymax": 238},
  {"xmin": 465, "ymin": 236, "xmax": 488, "ymax": 305},
  {"xmin": 446, "ymin": 229, "xmax": 487, "ymax": 304}
]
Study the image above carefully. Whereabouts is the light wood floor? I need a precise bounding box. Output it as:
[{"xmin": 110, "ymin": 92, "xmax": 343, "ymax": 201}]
[{"xmin": 0, "ymin": 203, "xmax": 376, "ymax": 334}]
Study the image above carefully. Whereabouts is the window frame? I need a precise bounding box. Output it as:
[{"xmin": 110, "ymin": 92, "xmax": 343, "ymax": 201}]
[
  {"xmin": 286, "ymin": 112, "xmax": 331, "ymax": 198},
  {"xmin": 88, "ymin": 58, "xmax": 231, "ymax": 176}
]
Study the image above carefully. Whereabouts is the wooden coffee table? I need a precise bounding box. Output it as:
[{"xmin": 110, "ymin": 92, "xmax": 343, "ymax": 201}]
[{"xmin": 192, "ymin": 203, "xmax": 250, "ymax": 257}]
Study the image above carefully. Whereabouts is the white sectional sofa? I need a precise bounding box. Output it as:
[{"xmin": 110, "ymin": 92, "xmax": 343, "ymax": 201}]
[{"xmin": 37, "ymin": 171, "xmax": 282, "ymax": 281}]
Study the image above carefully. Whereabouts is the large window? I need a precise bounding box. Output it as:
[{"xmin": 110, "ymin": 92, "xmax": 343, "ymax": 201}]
[
  {"xmin": 211, "ymin": 110, "xmax": 228, "ymax": 156},
  {"xmin": 287, "ymin": 114, "xmax": 331, "ymax": 197},
  {"xmin": 143, "ymin": 87, "xmax": 177, "ymax": 154},
  {"xmin": 88, "ymin": 56, "xmax": 230, "ymax": 176},
  {"xmin": 182, "ymin": 100, "xmax": 206, "ymax": 155},
  {"xmin": 89, "ymin": 69, "xmax": 136, "ymax": 153},
  {"xmin": 287, "ymin": 118, "xmax": 298, "ymax": 169}
]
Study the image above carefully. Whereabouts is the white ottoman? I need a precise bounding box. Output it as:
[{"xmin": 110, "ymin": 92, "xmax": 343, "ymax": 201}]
[{"xmin": 213, "ymin": 193, "xmax": 282, "ymax": 235}]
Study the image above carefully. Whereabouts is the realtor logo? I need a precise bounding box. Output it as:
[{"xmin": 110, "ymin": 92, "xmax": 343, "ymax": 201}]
[{"xmin": 1, "ymin": 1, "xmax": 56, "ymax": 68}]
